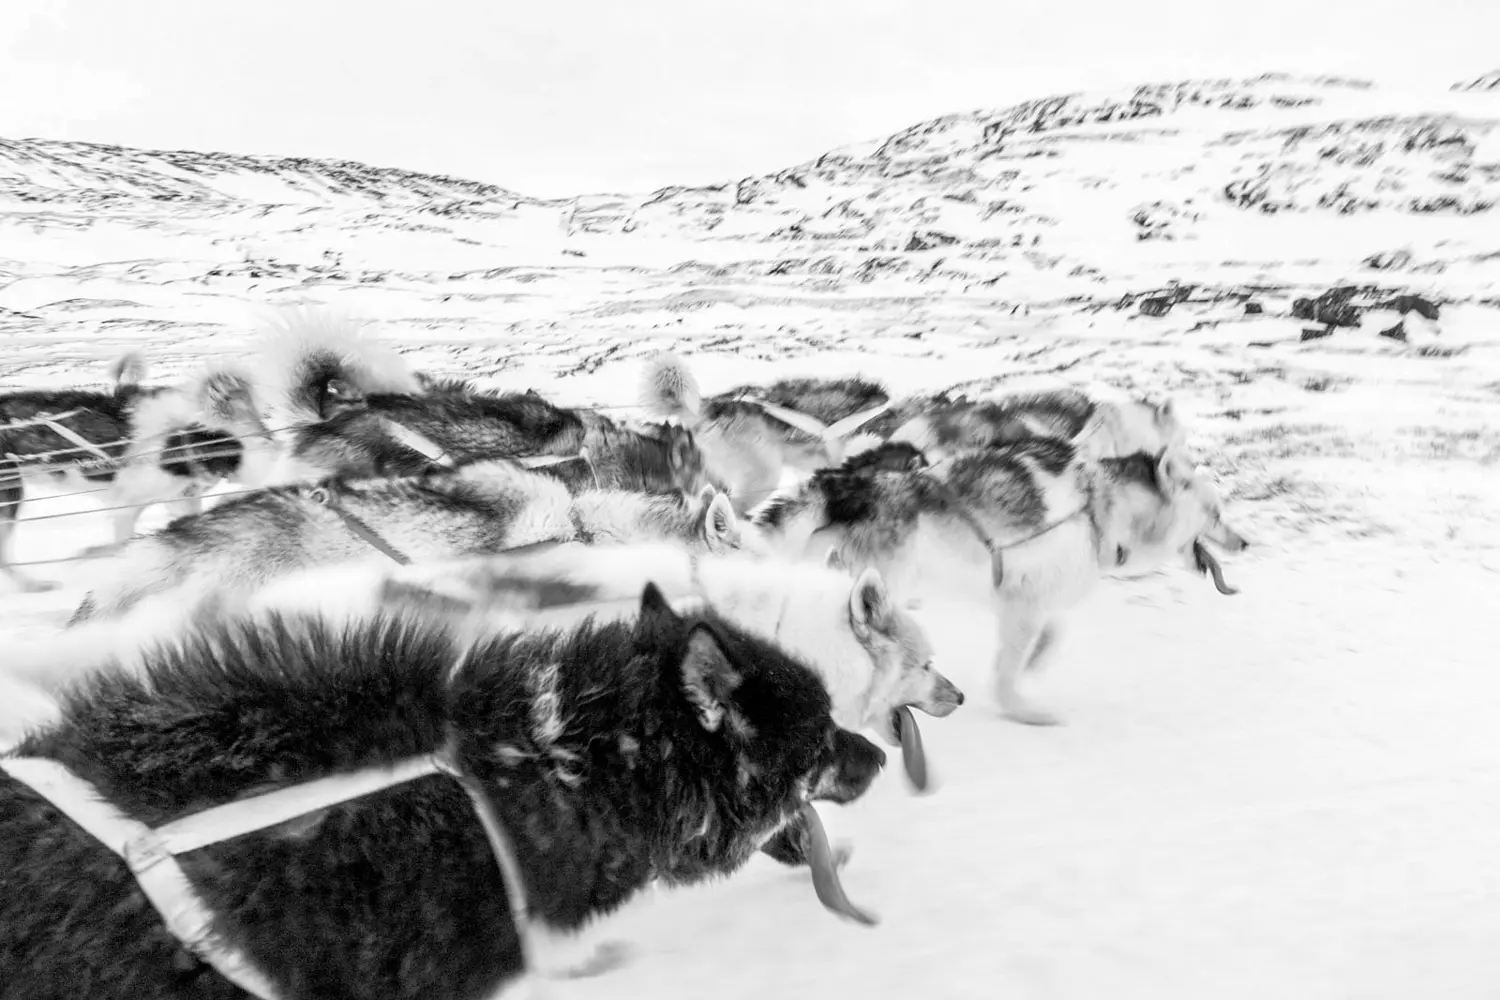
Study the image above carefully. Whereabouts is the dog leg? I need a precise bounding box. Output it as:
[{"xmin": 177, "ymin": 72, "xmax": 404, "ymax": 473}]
[
  {"xmin": 0, "ymin": 468, "xmax": 58, "ymax": 594},
  {"xmin": 993, "ymin": 601, "xmax": 1063, "ymax": 726},
  {"xmin": 168, "ymin": 490, "xmax": 205, "ymax": 524},
  {"xmin": 98, "ymin": 466, "xmax": 189, "ymax": 550},
  {"xmin": 526, "ymin": 905, "xmax": 641, "ymax": 983},
  {"xmin": 1023, "ymin": 620, "xmax": 1062, "ymax": 674}
]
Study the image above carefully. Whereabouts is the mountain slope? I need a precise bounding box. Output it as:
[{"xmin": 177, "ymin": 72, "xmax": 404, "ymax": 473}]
[{"xmin": 0, "ymin": 71, "xmax": 1496, "ymax": 386}]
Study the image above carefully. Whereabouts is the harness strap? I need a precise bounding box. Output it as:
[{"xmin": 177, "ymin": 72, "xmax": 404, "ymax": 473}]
[
  {"xmin": 375, "ymin": 417, "xmax": 456, "ymax": 469},
  {"xmin": 2, "ymin": 742, "xmax": 533, "ymax": 1000},
  {"xmin": 0, "ymin": 756, "xmax": 288, "ymax": 1000},
  {"xmin": 307, "ymin": 486, "xmax": 411, "ymax": 566},
  {"xmin": 822, "ymin": 402, "xmax": 893, "ymax": 441},
  {"xmin": 921, "ymin": 476, "xmax": 1007, "ymax": 587},
  {"xmin": 516, "ymin": 447, "xmax": 600, "ymax": 491},
  {"xmin": 431, "ymin": 744, "xmax": 534, "ymax": 959},
  {"xmin": 752, "ymin": 401, "xmax": 892, "ymax": 465},
  {"xmin": 1, "ymin": 408, "xmax": 84, "ymax": 432},
  {"xmin": 148, "ymin": 755, "xmax": 444, "ymax": 856},
  {"xmin": 919, "ymin": 473, "xmax": 1089, "ymax": 590},
  {"xmin": 41, "ymin": 415, "xmax": 118, "ymax": 468}
]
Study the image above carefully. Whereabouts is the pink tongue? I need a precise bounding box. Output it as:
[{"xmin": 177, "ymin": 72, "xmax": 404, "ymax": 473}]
[
  {"xmin": 801, "ymin": 804, "xmax": 879, "ymax": 927},
  {"xmin": 1193, "ymin": 540, "xmax": 1239, "ymax": 596},
  {"xmin": 896, "ymin": 706, "xmax": 930, "ymax": 793}
]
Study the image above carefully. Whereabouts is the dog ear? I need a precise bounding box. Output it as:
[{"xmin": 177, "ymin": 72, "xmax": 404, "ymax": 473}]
[
  {"xmin": 696, "ymin": 483, "xmax": 717, "ymax": 509},
  {"xmin": 848, "ymin": 567, "xmax": 893, "ymax": 641},
  {"xmin": 702, "ymin": 492, "xmax": 738, "ymax": 554},
  {"xmin": 824, "ymin": 547, "xmax": 847, "ymax": 572},
  {"xmin": 678, "ymin": 625, "xmax": 743, "ymax": 732},
  {"xmin": 638, "ymin": 581, "xmax": 680, "ymax": 627}
]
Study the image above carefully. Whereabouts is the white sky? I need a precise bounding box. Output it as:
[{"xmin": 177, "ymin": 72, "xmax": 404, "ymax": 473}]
[{"xmin": 2, "ymin": 0, "xmax": 1496, "ymax": 198}]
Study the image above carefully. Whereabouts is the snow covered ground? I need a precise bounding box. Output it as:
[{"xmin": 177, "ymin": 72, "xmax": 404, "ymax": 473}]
[{"xmin": 3, "ymin": 70, "xmax": 1500, "ymax": 999}]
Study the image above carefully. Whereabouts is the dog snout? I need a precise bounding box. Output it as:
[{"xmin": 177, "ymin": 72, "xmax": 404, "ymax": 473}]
[
  {"xmin": 918, "ymin": 670, "xmax": 966, "ymax": 717},
  {"xmin": 1209, "ymin": 523, "xmax": 1250, "ymax": 553},
  {"xmin": 815, "ymin": 729, "xmax": 886, "ymax": 804}
]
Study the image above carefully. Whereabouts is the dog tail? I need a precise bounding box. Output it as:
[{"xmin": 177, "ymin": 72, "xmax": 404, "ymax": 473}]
[
  {"xmin": 253, "ymin": 308, "xmax": 424, "ymax": 424},
  {"xmin": 640, "ymin": 351, "xmax": 703, "ymax": 425},
  {"xmin": 193, "ymin": 363, "xmax": 264, "ymax": 429},
  {"xmin": 107, "ymin": 351, "xmax": 148, "ymax": 392}
]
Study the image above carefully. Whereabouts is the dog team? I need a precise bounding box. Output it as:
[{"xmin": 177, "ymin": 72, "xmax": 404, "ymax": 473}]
[{"xmin": 0, "ymin": 310, "xmax": 1248, "ymax": 999}]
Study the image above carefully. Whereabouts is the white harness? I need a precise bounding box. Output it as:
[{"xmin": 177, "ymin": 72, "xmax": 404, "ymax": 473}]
[
  {"xmin": 1, "ymin": 738, "xmax": 531, "ymax": 1000},
  {"xmin": 750, "ymin": 401, "xmax": 891, "ymax": 464}
]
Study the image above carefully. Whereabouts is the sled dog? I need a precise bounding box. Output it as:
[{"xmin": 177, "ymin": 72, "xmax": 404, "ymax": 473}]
[
  {"xmin": 887, "ymin": 385, "xmax": 1190, "ymax": 467},
  {"xmin": 258, "ymin": 325, "xmax": 709, "ymax": 497},
  {"xmin": 0, "ymin": 582, "xmax": 885, "ymax": 999},
  {"xmin": 749, "ymin": 440, "xmax": 1246, "ymax": 726},
  {"xmin": 68, "ymin": 459, "xmax": 758, "ymax": 625},
  {"xmin": 640, "ymin": 352, "xmax": 928, "ymax": 512}
]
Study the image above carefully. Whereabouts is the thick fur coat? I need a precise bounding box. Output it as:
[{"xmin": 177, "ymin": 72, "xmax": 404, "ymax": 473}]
[{"xmin": 0, "ymin": 585, "xmax": 885, "ymax": 999}]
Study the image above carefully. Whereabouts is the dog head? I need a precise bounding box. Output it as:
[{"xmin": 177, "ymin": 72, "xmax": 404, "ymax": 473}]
[
  {"xmin": 821, "ymin": 549, "xmax": 964, "ymax": 744},
  {"xmin": 1095, "ymin": 450, "xmax": 1247, "ymax": 592},
  {"xmin": 633, "ymin": 582, "xmax": 886, "ymax": 848},
  {"xmin": 1102, "ymin": 394, "xmax": 1191, "ymax": 457}
]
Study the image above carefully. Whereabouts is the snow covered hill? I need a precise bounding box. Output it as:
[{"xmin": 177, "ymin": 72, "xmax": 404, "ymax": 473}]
[{"xmin": 3, "ymin": 72, "xmax": 1497, "ymax": 377}]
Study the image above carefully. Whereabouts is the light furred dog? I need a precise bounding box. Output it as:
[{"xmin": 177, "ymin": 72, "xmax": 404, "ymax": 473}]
[
  {"xmin": 640, "ymin": 352, "xmax": 918, "ymax": 513},
  {"xmin": 749, "ymin": 439, "xmax": 1246, "ymax": 726},
  {"xmin": 2, "ymin": 352, "xmax": 272, "ymax": 591},
  {"xmin": 284, "ymin": 540, "xmax": 965, "ymax": 868},
  {"xmin": 9, "ymin": 538, "xmax": 961, "ymax": 758},
  {"xmin": 68, "ymin": 460, "xmax": 757, "ymax": 626},
  {"xmin": 887, "ymin": 385, "xmax": 1190, "ymax": 468}
]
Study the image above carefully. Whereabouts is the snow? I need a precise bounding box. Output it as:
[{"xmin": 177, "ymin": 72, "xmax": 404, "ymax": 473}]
[{"xmin": 3, "ymin": 69, "xmax": 1500, "ymax": 999}]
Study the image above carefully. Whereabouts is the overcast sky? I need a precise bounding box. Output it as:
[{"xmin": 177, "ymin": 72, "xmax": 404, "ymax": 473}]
[{"xmin": 2, "ymin": 0, "xmax": 1495, "ymax": 198}]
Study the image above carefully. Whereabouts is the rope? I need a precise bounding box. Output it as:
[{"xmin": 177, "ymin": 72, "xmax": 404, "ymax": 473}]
[
  {"xmin": 2, "ymin": 419, "xmax": 320, "ymax": 479},
  {"xmin": 14, "ymin": 485, "xmax": 273, "ymax": 525}
]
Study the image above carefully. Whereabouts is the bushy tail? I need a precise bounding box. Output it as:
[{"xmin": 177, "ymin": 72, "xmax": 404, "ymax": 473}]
[
  {"xmin": 251, "ymin": 307, "xmax": 425, "ymax": 425},
  {"xmin": 107, "ymin": 350, "xmax": 148, "ymax": 391},
  {"xmin": 193, "ymin": 363, "xmax": 264, "ymax": 429},
  {"xmin": 640, "ymin": 351, "xmax": 703, "ymax": 425}
]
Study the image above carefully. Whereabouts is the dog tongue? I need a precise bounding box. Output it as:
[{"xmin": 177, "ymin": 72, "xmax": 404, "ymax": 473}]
[
  {"xmin": 1192, "ymin": 540, "xmax": 1239, "ymax": 596},
  {"xmin": 894, "ymin": 706, "xmax": 929, "ymax": 792},
  {"xmin": 801, "ymin": 804, "xmax": 879, "ymax": 927}
]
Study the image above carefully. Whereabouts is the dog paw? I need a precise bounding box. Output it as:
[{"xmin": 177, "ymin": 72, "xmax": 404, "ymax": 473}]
[
  {"xmin": 1001, "ymin": 702, "xmax": 1065, "ymax": 727},
  {"xmin": 558, "ymin": 941, "xmax": 633, "ymax": 980}
]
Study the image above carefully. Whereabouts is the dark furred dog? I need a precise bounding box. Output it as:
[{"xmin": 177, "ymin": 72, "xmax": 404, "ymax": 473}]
[
  {"xmin": 284, "ymin": 382, "xmax": 710, "ymax": 498},
  {"xmin": 1, "ymin": 584, "xmax": 884, "ymax": 999}
]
